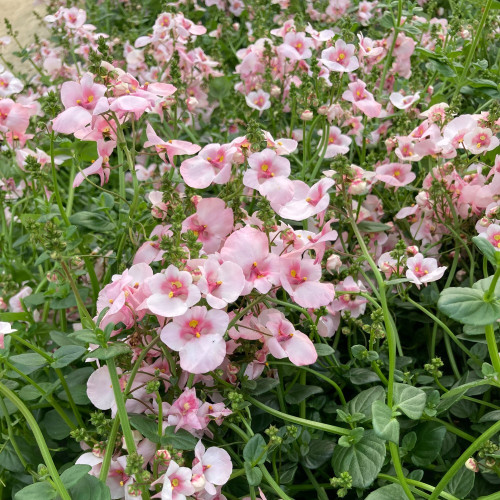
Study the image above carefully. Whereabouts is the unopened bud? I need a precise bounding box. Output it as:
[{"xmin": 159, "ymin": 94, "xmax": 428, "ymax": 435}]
[{"xmin": 300, "ymin": 110, "xmax": 313, "ymax": 121}]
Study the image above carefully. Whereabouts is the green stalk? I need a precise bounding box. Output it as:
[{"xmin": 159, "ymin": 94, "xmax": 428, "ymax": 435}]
[
  {"xmin": 245, "ymin": 395, "xmax": 349, "ymax": 436},
  {"xmin": 451, "ymin": 0, "xmax": 493, "ymax": 101},
  {"xmin": 428, "ymin": 419, "xmax": 500, "ymax": 500},
  {"xmin": 99, "ymin": 415, "xmax": 120, "ymax": 481},
  {"xmin": 485, "ymin": 324, "xmax": 500, "ymax": 374},
  {"xmin": 0, "ymin": 381, "xmax": 71, "ymax": 500},
  {"xmin": 378, "ymin": 474, "xmax": 459, "ymax": 500},
  {"xmin": 349, "ymin": 219, "xmax": 414, "ymax": 500}
]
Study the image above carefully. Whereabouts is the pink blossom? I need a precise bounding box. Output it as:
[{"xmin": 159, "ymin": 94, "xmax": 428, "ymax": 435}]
[
  {"xmin": 145, "ymin": 123, "xmax": 201, "ymax": 166},
  {"xmin": 320, "ymin": 40, "xmax": 359, "ymax": 73},
  {"xmin": 437, "ymin": 115, "xmax": 477, "ymax": 155},
  {"xmin": 322, "ymin": 127, "xmax": 352, "ymax": 157},
  {"xmin": 197, "ymin": 257, "xmax": 245, "ymax": 309},
  {"xmin": 259, "ymin": 309, "xmax": 317, "ymax": 366},
  {"xmin": 279, "ymin": 32, "xmax": 314, "ymax": 60},
  {"xmin": 390, "ymin": 92, "xmax": 420, "ymax": 110},
  {"xmin": 0, "ymin": 71, "xmax": 24, "ymax": 97},
  {"xmin": 142, "ymin": 265, "xmax": 201, "ymax": 318},
  {"xmin": 406, "ymin": 253, "xmax": 447, "ymax": 288},
  {"xmin": 328, "ymin": 277, "xmax": 368, "ymax": 317},
  {"xmin": 182, "ymin": 198, "xmax": 234, "ymax": 253},
  {"xmin": 192, "ymin": 441, "xmax": 232, "ymax": 495},
  {"xmin": 0, "ymin": 322, "xmax": 15, "ymax": 349},
  {"xmin": 133, "ymin": 225, "xmax": 173, "ymax": 265},
  {"xmin": 463, "ymin": 127, "xmax": 499, "ymax": 155},
  {"xmin": 357, "ymin": 34, "xmax": 384, "ymax": 58},
  {"xmin": 161, "ymin": 460, "xmax": 195, "ymax": 500},
  {"xmin": 180, "ymin": 143, "xmax": 236, "ymax": 189},
  {"xmin": 478, "ymin": 223, "xmax": 500, "ymax": 250},
  {"xmin": 342, "ymin": 80, "xmax": 382, "ymax": 118},
  {"xmin": 279, "ymin": 257, "xmax": 335, "ymax": 308},
  {"xmin": 161, "ymin": 306, "xmax": 228, "ymax": 374},
  {"xmin": 73, "ymin": 139, "xmax": 116, "ymax": 188},
  {"xmin": 221, "ymin": 226, "xmax": 280, "ymax": 294},
  {"xmin": 52, "ymin": 73, "xmax": 106, "ymax": 134},
  {"xmin": 245, "ymin": 90, "xmax": 271, "ymax": 114},
  {"xmin": 375, "ymin": 163, "xmax": 416, "ymax": 187},
  {"xmin": 277, "ymin": 178, "xmax": 335, "ymax": 221},
  {"xmin": 263, "ymin": 132, "xmax": 298, "ymax": 155},
  {"xmin": 9, "ymin": 286, "xmax": 32, "ymax": 312},
  {"xmin": 167, "ymin": 388, "xmax": 203, "ymax": 432}
]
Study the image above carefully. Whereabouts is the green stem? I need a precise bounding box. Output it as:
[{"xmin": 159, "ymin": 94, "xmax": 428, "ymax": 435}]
[
  {"xmin": 245, "ymin": 395, "xmax": 349, "ymax": 436},
  {"xmin": 429, "ymin": 419, "xmax": 500, "ymax": 500},
  {"xmin": 378, "ymin": 0, "xmax": 402, "ymax": 95},
  {"xmin": 99, "ymin": 414, "xmax": 120, "ymax": 481},
  {"xmin": 485, "ymin": 324, "xmax": 500, "ymax": 374},
  {"xmin": 0, "ymin": 381, "xmax": 71, "ymax": 500},
  {"xmin": 451, "ymin": 0, "xmax": 493, "ymax": 101},
  {"xmin": 378, "ymin": 474, "xmax": 459, "ymax": 500}
]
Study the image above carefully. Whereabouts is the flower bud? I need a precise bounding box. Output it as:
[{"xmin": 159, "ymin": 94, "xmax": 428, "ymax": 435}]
[
  {"xmin": 186, "ymin": 96, "xmax": 199, "ymax": 112},
  {"xmin": 270, "ymin": 85, "xmax": 281, "ymax": 98},
  {"xmin": 155, "ymin": 449, "xmax": 171, "ymax": 462},
  {"xmin": 349, "ymin": 179, "xmax": 367, "ymax": 195},
  {"xmin": 191, "ymin": 473, "xmax": 206, "ymax": 491},
  {"xmin": 326, "ymin": 254, "xmax": 342, "ymax": 273},
  {"xmin": 300, "ymin": 110, "xmax": 313, "ymax": 121},
  {"xmin": 406, "ymin": 245, "xmax": 419, "ymax": 256}
]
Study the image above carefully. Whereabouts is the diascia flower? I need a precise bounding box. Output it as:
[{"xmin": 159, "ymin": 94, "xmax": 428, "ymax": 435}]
[
  {"xmin": 142, "ymin": 265, "xmax": 201, "ymax": 318},
  {"xmin": 245, "ymin": 89, "xmax": 271, "ymax": 114},
  {"xmin": 375, "ymin": 163, "xmax": 416, "ymax": 187},
  {"xmin": 192, "ymin": 441, "xmax": 232, "ymax": 495},
  {"xmin": 478, "ymin": 223, "xmax": 500, "ymax": 250},
  {"xmin": 463, "ymin": 127, "xmax": 499, "ymax": 155},
  {"xmin": 0, "ymin": 322, "xmax": 15, "ymax": 349},
  {"xmin": 258, "ymin": 309, "xmax": 318, "ymax": 366},
  {"xmin": 161, "ymin": 460, "xmax": 195, "ymax": 500},
  {"xmin": 342, "ymin": 79, "xmax": 382, "ymax": 118},
  {"xmin": 406, "ymin": 253, "xmax": 447, "ymax": 288},
  {"xmin": 160, "ymin": 306, "xmax": 229, "ymax": 374},
  {"xmin": 320, "ymin": 39, "xmax": 359, "ymax": 73},
  {"xmin": 182, "ymin": 198, "xmax": 234, "ymax": 253}
]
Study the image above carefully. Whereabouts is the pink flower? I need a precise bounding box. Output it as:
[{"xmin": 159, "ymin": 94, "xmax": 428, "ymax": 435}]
[
  {"xmin": 52, "ymin": 73, "xmax": 106, "ymax": 134},
  {"xmin": 463, "ymin": 127, "xmax": 499, "ymax": 155},
  {"xmin": 73, "ymin": 139, "xmax": 116, "ymax": 188},
  {"xmin": 328, "ymin": 277, "xmax": 368, "ymax": 318},
  {"xmin": 279, "ymin": 257, "xmax": 335, "ymax": 308},
  {"xmin": 9, "ymin": 286, "xmax": 32, "ymax": 312},
  {"xmin": 161, "ymin": 460, "xmax": 195, "ymax": 500},
  {"xmin": 342, "ymin": 80, "xmax": 382, "ymax": 118},
  {"xmin": 320, "ymin": 40, "xmax": 359, "ymax": 73},
  {"xmin": 133, "ymin": 225, "xmax": 173, "ymax": 265},
  {"xmin": 406, "ymin": 253, "xmax": 447, "ymax": 288},
  {"xmin": 161, "ymin": 306, "xmax": 228, "ymax": 374},
  {"xmin": 145, "ymin": 123, "xmax": 201, "ymax": 166},
  {"xmin": 221, "ymin": 226, "xmax": 280, "ymax": 295},
  {"xmin": 244, "ymin": 149, "xmax": 294, "ymax": 206},
  {"xmin": 0, "ymin": 70, "xmax": 23, "ymax": 97},
  {"xmin": 437, "ymin": 115, "xmax": 477, "ymax": 154},
  {"xmin": 277, "ymin": 178, "xmax": 335, "ymax": 221},
  {"xmin": 180, "ymin": 143, "xmax": 236, "ymax": 189},
  {"xmin": 279, "ymin": 32, "xmax": 314, "ymax": 60},
  {"xmin": 322, "ymin": 127, "xmax": 352, "ymax": 157},
  {"xmin": 259, "ymin": 309, "xmax": 317, "ymax": 366},
  {"xmin": 263, "ymin": 131, "xmax": 298, "ymax": 155},
  {"xmin": 143, "ymin": 265, "xmax": 201, "ymax": 318},
  {"xmin": 197, "ymin": 257, "xmax": 245, "ymax": 309},
  {"xmin": 390, "ymin": 92, "xmax": 420, "ymax": 110},
  {"xmin": 0, "ymin": 322, "xmax": 15, "ymax": 349},
  {"xmin": 96, "ymin": 263, "xmax": 153, "ymax": 329},
  {"xmin": 245, "ymin": 90, "xmax": 271, "ymax": 114},
  {"xmin": 375, "ymin": 163, "xmax": 416, "ymax": 187},
  {"xmin": 395, "ymin": 138, "xmax": 423, "ymax": 162},
  {"xmin": 182, "ymin": 198, "xmax": 234, "ymax": 253},
  {"xmin": 478, "ymin": 223, "xmax": 500, "ymax": 250},
  {"xmin": 167, "ymin": 388, "xmax": 203, "ymax": 432},
  {"xmin": 192, "ymin": 441, "xmax": 232, "ymax": 495}
]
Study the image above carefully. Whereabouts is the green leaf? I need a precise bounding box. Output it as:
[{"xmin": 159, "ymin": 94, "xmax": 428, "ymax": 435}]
[
  {"xmin": 43, "ymin": 408, "xmax": 77, "ymax": 440},
  {"xmin": 445, "ymin": 466, "xmax": 475, "ymax": 498},
  {"xmin": 411, "ymin": 422, "xmax": 446, "ymax": 466},
  {"xmin": 243, "ymin": 434, "xmax": 267, "ymax": 465},
  {"xmin": 438, "ymin": 287, "xmax": 500, "ymax": 326},
  {"xmin": 0, "ymin": 312, "xmax": 31, "ymax": 322},
  {"xmin": 347, "ymin": 386, "xmax": 385, "ymax": 423},
  {"xmin": 393, "ymin": 383, "xmax": 427, "ymax": 419},
  {"xmin": 249, "ymin": 378, "xmax": 280, "ymax": 395},
  {"xmin": 14, "ymin": 482, "xmax": 58, "ymax": 500},
  {"xmin": 68, "ymin": 473, "xmax": 111, "ymax": 500},
  {"xmin": 285, "ymin": 384, "xmax": 323, "ymax": 404},
  {"xmin": 473, "ymin": 236, "xmax": 498, "ymax": 267},
  {"xmin": 87, "ymin": 344, "xmax": 131, "ymax": 360},
  {"xmin": 314, "ymin": 344, "xmax": 335, "ymax": 356},
  {"xmin": 479, "ymin": 410, "xmax": 500, "ymax": 423},
  {"xmin": 10, "ymin": 352, "xmax": 48, "ymax": 370},
  {"xmin": 302, "ymin": 440, "xmax": 335, "ymax": 468},
  {"xmin": 426, "ymin": 59, "xmax": 457, "ymax": 77},
  {"xmin": 161, "ymin": 426, "xmax": 198, "ymax": 450},
  {"xmin": 372, "ymin": 401, "xmax": 399, "ymax": 443},
  {"xmin": 244, "ymin": 462, "xmax": 263, "ymax": 487},
  {"xmin": 52, "ymin": 345, "xmax": 87, "ymax": 368},
  {"xmin": 69, "ymin": 211, "xmax": 114, "ymax": 232},
  {"xmin": 130, "ymin": 415, "xmax": 160, "ymax": 443},
  {"xmin": 473, "ymin": 275, "xmax": 500, "ymax": 296},
  {"xmin": 366, "ymin": 484, "xmax": 408, "ymax": 500},
  {"xmin": 331, "ymin": 430, "xmax": 386, "ymax": 488},
  {"xmin": 61, "ymin": 465, "xmax": 92, "ymax": 489},
  {"xmin": 357, "ymin": 221, "xmax": 391, "ymax": 233}
]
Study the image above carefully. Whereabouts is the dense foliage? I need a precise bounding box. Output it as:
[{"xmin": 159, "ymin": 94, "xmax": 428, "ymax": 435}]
[{"xmin": 0, "ymin": 0, "xmax": 499, "ymax": 498}]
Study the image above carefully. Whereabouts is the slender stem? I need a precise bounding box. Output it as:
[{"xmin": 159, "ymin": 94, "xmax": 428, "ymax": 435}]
[
  {"xmin": 378, "ymin": 474, "xmax": 459, "ymax": 500},
  {"xmin": 245, "ymin": 395, "xmax": 349, "ymax": 436},
  {"xmin": 0, "ymin": 381, "xmax": 71, "ymax": 500},
  {"xmin": 485, "ymin": 324, "xmax": 500, "ymax": 374},
  {"xmin": 99, "ymin": 414, "xmax": 120, "ymax": 481},
  {"xmin": 378, "ymin": 0, "xmax": 402, "ymax": 95},
  {"xmin": 259, "ymin": 464, "xmax": 294, "ymax": 500},
  {"xmin": 428, "ymin": 419, "xmax": 500, "ymax": 500}
]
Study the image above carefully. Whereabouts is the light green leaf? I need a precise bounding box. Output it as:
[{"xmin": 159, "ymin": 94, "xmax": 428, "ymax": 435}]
[
  {"xmin": 372, "ymin": 400, "xmax": 399, "ymax": 443},
  {"xmin": 393, "ymin": 383, "xmax": 427, "ymax": 419}
]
